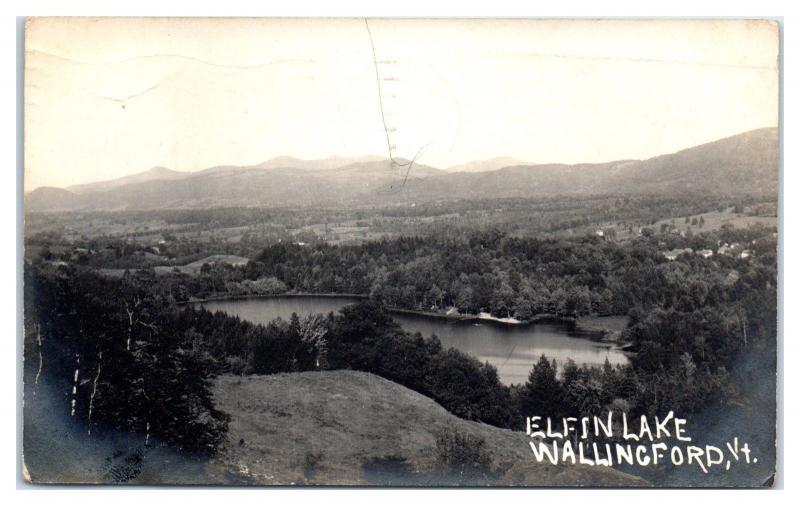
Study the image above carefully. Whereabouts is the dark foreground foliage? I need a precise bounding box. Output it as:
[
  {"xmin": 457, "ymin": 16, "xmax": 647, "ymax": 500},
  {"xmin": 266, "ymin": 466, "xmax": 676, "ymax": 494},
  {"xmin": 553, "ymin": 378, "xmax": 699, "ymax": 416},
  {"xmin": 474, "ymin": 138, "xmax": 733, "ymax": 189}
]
[{"xmin": 24, "ymin": 267, "xmax": 229, "ymax": 454}]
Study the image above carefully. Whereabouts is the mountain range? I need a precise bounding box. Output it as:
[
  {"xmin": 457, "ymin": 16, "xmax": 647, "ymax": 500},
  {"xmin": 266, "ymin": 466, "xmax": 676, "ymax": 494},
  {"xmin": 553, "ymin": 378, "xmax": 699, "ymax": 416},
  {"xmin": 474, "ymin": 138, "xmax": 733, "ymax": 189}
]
[{"xmin": 26, "ymin": 127, "xmax": 778, "ymax": 212}]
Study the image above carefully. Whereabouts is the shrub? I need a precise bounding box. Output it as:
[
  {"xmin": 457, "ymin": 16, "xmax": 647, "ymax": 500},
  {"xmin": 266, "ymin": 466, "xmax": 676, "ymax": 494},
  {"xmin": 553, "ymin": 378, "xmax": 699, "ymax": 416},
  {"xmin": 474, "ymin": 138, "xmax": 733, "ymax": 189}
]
[{"xmin": 435, "ymin": 429, "xmax": 494, "ymax": 484}]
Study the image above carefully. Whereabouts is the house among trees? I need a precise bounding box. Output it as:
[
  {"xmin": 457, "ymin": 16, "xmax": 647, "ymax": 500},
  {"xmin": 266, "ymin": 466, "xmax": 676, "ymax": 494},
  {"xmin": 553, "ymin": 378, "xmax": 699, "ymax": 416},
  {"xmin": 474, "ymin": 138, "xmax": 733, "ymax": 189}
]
[
  {"xmin": 594, "ymin": 227, "xmax": 617, "ymax": 240},
  {"xmin": 662, "ymin": 248, "xmax": 694, "ymax": 261},
  {"xmin": 717, "ymin": 242, "xmax": 742, "ymax": 256}
]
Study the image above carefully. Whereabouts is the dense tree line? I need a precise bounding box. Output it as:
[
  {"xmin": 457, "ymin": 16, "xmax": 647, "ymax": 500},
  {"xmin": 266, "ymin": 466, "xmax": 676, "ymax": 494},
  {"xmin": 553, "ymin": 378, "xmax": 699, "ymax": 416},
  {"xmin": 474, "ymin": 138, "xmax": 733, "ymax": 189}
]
[{"xmin": 235, "ymin": 225, "xmax": 776, "ymax": 322}]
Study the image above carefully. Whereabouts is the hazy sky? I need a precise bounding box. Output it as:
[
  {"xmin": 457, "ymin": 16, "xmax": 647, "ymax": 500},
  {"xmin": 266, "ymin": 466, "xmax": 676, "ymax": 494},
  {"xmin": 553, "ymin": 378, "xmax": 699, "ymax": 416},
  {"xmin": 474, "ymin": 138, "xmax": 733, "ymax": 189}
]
[{"xmin": 25, "ymin": 18, "xmax": 779, "ymax": 190}]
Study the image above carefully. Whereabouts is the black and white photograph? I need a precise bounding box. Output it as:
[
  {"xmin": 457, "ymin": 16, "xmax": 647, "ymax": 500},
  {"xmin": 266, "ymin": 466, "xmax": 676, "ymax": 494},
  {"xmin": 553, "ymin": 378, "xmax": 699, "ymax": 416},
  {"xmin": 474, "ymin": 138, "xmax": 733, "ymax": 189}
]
[{"xmin": 20, "ymin": 16, "xmax": 780, "ymax": 487}]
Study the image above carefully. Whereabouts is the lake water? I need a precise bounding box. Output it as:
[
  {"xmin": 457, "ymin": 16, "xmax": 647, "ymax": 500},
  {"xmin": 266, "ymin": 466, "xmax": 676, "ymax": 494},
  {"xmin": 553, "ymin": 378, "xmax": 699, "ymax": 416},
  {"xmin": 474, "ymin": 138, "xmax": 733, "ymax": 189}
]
[{"xmin": 199, "ymin": 296, "xmax": 629, "ymax": 385}]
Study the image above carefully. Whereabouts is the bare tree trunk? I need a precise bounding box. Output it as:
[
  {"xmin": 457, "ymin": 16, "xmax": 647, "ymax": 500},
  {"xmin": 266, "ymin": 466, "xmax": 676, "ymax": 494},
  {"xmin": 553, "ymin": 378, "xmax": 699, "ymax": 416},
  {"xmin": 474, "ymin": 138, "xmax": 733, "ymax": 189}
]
[
  {"xmin": 125, "ymin": 307, "xmax": 134, "ymax": 351},
  {"xmin": 124, "ymin": 296, "xmax": 142, "ymax": 351},
  {"xmin": 740, "ymin": 313, "xmax": 748, "ymax": 347},
  {"xmin": 70, "ymin": 355, "xmax": 80, "ymax": 417},
  {"xmin": 34, "ymin": 324, "xmax": 43, "ymax": 396},
  {"xmin": 87, "ymin": 351, "xmax": 102, "ymax": 435}
]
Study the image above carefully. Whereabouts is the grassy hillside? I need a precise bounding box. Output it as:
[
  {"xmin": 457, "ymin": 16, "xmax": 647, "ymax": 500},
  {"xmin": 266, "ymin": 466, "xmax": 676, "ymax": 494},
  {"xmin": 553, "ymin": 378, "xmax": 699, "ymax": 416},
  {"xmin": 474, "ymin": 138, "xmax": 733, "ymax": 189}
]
[{"xmin": 204, "ymin": 371, "xmax": 647, "ymax": 486}]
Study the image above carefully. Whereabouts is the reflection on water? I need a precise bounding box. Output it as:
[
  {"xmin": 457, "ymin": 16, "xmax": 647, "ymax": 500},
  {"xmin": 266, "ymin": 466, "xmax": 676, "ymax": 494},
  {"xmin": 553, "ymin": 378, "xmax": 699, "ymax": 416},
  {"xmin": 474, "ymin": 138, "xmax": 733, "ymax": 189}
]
[{"xmin": 199, "ymin": 296, "xmax": 629, "ymax": 385}]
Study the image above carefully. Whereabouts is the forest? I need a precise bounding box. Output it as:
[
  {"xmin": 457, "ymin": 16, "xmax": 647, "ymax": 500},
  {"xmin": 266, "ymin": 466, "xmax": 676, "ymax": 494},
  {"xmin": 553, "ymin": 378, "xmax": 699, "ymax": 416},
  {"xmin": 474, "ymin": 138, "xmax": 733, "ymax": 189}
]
[{"xmin": 137, "ymin": 222, "xmax": 777, "ymax": 325}]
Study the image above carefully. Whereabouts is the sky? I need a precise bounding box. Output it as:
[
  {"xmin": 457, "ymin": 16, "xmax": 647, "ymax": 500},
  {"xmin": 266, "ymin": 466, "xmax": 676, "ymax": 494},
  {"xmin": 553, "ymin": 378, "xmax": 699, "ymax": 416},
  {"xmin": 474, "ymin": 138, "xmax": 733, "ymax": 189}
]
[{"xmin": 24, "ymin": 18, "xmax": 779, "ymax": 190}]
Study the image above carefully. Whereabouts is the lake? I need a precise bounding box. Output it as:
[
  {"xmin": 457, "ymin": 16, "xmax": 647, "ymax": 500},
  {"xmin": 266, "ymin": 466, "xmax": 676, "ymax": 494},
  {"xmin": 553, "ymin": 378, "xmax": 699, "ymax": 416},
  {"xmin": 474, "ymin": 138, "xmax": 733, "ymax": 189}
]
[{"xmin": 199, "ymin": 296, "xmax": 629, "ymax": 385}]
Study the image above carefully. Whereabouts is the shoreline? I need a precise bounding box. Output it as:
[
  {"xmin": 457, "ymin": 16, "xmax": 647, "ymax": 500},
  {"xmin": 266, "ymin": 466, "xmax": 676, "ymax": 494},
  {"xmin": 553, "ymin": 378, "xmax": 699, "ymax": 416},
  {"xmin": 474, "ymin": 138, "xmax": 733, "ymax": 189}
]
[
  {"xmin": 189, "ymin": 292, "xmax": 565, "ymax": 325},
  {"xmin": 186, "ymin": 292, "xmax": 629, "ymax": 345},
  {"xmin": 184, "ymin": 292, "xmax": 369, "ymax": 304}
]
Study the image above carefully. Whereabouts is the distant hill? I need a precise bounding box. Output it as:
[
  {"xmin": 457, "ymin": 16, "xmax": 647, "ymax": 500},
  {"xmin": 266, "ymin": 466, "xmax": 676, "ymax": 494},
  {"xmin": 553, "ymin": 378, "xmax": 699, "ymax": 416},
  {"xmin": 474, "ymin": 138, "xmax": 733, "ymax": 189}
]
[
  {"xmin": 25, "ymin": 127, "xmax": 778, "ymax": 212},
  {"xmin": 24, "ymin": 186, "xmax": 83, "ymax": 210},
  {"xmin": 255, "ymin": 155, "xmax": 384, "ymax": 171},
  {"xmin": 58, "ymin": 157, "xmax": 384, "ymax": 196},
  {"xmin": 394, "ymin": 127, "xmax": 779, "ymax": 201},
  {"xmin": 25, "ymin": 157, "xmax": 445, "ymax": 211},
  {"xmin": 610, "ymin": 127, "xmax": 779, "ymax": 195},
  {"xmin": 66, "ymin": 166, "xmax": 188, "ymax": 194},
  {"xmin": 447, "ymin": 157, "xmax": 529, "ymax": 173},
  {"xmin": 396, "ymin": 161, "xmax": 631, "ymax": 201}
]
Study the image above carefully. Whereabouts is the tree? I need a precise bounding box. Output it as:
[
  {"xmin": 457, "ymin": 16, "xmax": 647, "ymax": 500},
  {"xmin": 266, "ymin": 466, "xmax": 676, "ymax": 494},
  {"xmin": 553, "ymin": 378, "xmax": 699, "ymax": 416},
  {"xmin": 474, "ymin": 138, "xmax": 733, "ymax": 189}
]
[
  {"xmin": 519, "ymin": 355, "xmax": 567, "ymax": 420},
  {"xmin": 297, "ymin": 314, "xmax": 330, "ymax": 370},
  {"xmin": 246, "ymin": 276, "xmax": 287, "ymax": 295}
]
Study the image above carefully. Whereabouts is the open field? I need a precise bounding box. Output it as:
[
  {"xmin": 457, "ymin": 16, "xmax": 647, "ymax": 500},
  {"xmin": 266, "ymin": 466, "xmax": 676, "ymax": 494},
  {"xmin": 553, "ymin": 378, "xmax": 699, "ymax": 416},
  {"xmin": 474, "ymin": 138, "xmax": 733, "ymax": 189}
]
[
  {"xmin": 651, "ymin": 209, "xmax": 777, "ymax": 235},
  {"xmin": 98, "ymin": 254, "xmax": 249, "ymax": 277}
]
